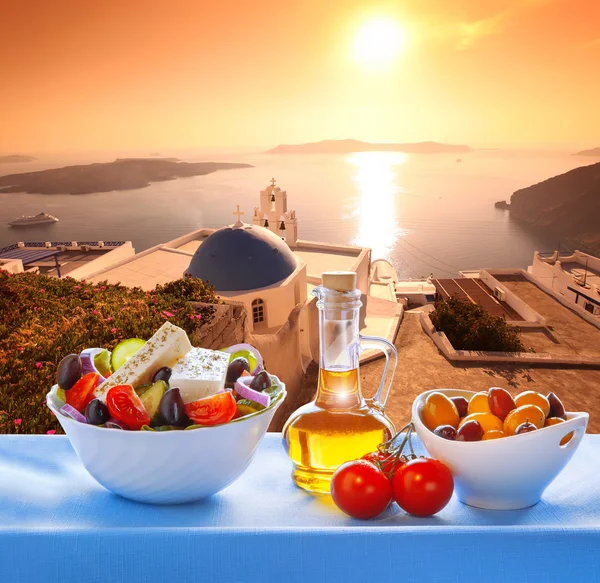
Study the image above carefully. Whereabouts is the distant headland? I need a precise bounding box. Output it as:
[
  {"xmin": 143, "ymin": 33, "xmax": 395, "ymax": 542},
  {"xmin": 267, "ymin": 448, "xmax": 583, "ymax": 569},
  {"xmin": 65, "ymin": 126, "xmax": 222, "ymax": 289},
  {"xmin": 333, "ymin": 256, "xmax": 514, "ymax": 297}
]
[
  {"xmin": 507, "ymin": 161, "xmax": 600, "ymax": 255},
  {"xmin": 575, "ymin": 147, "xmax": 600, "ymax": 157},
  {"xmin": 0, "ymin": 158, "xmax": 253, "ymax": 195},
  {"xmin": 0, "ymin": 155, "xmax": 37, "ymax": 164},
  {"xmin": 266, "ymin": 139, "xmax": 471, "ymax": 155}
]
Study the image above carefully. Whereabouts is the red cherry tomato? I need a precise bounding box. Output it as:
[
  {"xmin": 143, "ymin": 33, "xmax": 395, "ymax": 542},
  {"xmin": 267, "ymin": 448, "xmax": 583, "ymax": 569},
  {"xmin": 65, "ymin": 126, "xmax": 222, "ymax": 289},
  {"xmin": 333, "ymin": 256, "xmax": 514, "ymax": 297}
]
[
  {"xmin": 66, "ymin": 372, "xmax": 100, "ymax": 412},
  {"xmin": 391, "ymin": 458, "xmax": 454, "ymax": 517},
  {"xmin": 106, "ymin": 385, "xmax": 150, "ymax": 430},
  {"xmin": 362, "ymin": 451, "xmax": 405, "ymax": 475},
  {"xmin": 330, "ymin": 460, "xmax": 393, "ymax": 520},
  {"xmin": 184, "ymin": 391, "xmax": 237, "ymax": 426}
]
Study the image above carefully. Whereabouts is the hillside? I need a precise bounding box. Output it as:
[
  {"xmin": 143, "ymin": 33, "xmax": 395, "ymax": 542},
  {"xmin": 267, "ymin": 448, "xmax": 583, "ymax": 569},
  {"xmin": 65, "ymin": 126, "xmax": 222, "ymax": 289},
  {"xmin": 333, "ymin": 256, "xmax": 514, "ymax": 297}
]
[
  {"xmin": 509, "ymin": 161, "xmax": 600, "ymax": 253},
  {"xmin": 0, "ymin": 158, "xmax": 252, "ymax": 195},
  {"xmin": 266, "ymin": 139, "xmax": 471, "ymax": 155}
]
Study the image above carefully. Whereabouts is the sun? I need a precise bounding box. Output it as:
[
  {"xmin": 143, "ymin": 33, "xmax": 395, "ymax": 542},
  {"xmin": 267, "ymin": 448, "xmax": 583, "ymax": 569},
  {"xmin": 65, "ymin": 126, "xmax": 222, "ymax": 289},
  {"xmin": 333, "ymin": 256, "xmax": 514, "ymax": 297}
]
[{"xmin": 352, "ymin": 17, "xmax": 407, "ymax": 68}]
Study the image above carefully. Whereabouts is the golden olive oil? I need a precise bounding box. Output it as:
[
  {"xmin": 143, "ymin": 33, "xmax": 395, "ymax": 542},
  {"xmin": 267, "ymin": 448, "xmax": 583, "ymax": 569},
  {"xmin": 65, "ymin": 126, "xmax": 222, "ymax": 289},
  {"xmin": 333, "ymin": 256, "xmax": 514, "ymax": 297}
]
[{"xmin": 283, "ymin": 368, "xmax": 395, "ymax": 493}]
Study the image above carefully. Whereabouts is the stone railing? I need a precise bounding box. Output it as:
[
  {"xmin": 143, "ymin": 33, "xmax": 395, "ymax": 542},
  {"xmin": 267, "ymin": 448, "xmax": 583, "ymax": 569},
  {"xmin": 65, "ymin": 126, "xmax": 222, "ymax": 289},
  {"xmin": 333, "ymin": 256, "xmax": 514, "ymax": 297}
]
[{"xmin": 189, "ymin": 301, "xmax": 247, "ymax": 349}]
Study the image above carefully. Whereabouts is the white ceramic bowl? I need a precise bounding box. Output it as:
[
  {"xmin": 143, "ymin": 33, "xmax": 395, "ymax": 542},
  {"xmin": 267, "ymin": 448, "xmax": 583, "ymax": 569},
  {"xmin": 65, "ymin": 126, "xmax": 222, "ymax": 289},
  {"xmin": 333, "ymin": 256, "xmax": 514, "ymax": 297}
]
[
  {"xmin": 412, "ymin": 388, "xmax": 588, "ymax": 510},
  {"xmin": 47, "ymin": 380, "xmax": 286, "ymax": 504}
]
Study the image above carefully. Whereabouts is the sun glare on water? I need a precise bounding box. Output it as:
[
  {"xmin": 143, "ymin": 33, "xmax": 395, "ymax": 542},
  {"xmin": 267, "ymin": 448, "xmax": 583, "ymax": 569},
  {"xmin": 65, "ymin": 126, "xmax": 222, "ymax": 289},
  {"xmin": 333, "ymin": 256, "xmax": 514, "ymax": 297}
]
[{"xmin": 352, "ymin": 17, "xmax": 407, "ymax": 68}]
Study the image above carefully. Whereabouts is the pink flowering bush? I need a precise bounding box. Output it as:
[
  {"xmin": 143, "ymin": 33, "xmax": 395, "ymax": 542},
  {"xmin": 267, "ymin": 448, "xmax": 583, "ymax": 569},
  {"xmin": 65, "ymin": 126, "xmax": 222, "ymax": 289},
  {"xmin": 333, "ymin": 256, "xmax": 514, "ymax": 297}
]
[{"xmin": 0, "ymin": 271, "xmax": 219, "ymax": 435}]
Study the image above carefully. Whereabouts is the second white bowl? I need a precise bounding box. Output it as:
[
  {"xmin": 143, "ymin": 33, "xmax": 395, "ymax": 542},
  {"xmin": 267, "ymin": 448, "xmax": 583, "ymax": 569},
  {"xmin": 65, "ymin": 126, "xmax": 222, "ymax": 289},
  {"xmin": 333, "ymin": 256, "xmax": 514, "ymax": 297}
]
[{"xmin": 412, "ymin": 388, "xmax": 588, "ymax": 510}]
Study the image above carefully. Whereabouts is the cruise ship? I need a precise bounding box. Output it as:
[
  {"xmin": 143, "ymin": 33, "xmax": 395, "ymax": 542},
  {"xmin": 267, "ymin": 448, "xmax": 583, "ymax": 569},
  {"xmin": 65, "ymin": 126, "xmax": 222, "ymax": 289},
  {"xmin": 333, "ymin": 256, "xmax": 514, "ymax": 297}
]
[{"xmin": 8, "ymin": 213, "xmax": 59, "ymax": 227}]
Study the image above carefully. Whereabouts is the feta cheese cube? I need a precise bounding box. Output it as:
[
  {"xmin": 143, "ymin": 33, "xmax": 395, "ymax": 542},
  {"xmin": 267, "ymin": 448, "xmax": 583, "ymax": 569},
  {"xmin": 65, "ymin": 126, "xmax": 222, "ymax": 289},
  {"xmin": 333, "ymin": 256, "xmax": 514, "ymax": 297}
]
[
  {"xmin": 95, "ymin": 322, "xmax": 192, "ymax": 400},
  {"xmin": 170, "ymin": 347, "xmax": 229, "ymax": 404}
]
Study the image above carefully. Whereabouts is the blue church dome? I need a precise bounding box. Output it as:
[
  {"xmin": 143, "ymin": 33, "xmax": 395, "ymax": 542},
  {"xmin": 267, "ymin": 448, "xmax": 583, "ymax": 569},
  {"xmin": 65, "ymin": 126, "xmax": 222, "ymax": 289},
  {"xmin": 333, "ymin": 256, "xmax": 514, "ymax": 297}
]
[{"xmin": 185, "ymin": 225, "xmax": 297, "ymax": 292}]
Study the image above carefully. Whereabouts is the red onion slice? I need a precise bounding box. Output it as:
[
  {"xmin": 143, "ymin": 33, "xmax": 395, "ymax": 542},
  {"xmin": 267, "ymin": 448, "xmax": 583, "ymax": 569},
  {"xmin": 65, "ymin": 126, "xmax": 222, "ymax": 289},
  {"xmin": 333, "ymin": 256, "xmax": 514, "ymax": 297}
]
[
  {"xmin": 234, "ymin": 376, "xmax": 271, "ymax": 408},
  {"xmin": 60, "ymin": 403, "xmax": 87, "ymax": 423},
  {"xmin": 80, "ymin": 348, "xmax": 107, "ymax": 383},
  {"xmin": 105, "ymin": 418, "xmax": 129, "ymax": 430},
  {"xmin": 222, "ymin": 344, "xmax": 263, "ymax": 374}
]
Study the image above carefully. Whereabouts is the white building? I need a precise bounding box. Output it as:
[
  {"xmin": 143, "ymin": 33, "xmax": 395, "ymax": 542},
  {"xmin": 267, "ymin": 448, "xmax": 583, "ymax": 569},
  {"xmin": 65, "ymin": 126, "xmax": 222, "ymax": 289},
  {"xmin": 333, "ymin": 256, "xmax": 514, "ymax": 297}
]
[
  {"xmin": 0, "ymin": 241, "xmax": 134, "ymax": 278},
  {"xmin": 185, "ymin": 206, "xmax": 307, "ymax": 334},
  {"xmin": 82, "ymin": 179, "xmax": 403, "ymax": 369},
  {"xmin": 529, "ymin": 249, "xmax": 600, "ymax": 316}
]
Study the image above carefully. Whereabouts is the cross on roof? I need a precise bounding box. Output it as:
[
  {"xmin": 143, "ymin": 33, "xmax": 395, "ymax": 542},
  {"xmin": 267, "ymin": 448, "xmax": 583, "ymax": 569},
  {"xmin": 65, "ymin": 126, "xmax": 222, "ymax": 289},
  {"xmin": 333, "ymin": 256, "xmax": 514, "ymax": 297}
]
[
  {"xmin": 233, "ymin": 205, "xmax": 244, "ymax": 223},
  {"xmin": 270, "ymin": 177, "xmax": 276, "ymax": 187}
]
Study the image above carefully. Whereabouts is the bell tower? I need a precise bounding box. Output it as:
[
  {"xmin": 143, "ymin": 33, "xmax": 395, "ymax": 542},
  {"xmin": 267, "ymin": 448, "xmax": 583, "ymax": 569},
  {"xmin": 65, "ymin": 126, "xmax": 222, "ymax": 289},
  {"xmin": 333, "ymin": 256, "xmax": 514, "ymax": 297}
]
[{"xmin": 258, "ymin": 178, "xmax": 296, "ymax": 242}]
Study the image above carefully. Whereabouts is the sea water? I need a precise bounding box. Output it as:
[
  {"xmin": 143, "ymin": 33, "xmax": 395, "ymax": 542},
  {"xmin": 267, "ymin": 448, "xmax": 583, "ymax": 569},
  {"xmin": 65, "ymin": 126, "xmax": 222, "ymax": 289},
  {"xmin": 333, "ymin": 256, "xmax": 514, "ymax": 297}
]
[{"xmin": 0, "ymin": 149, "xmax": 590, "ymax": 278}]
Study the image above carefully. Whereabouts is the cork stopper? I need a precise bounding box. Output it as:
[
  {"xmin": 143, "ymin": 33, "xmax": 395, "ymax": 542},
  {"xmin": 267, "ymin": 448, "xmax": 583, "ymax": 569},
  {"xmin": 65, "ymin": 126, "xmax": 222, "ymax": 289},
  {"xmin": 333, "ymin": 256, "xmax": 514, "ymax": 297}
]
[{"xmin": 322, "ymin": 271, "xmax": 357, "ymax": 292}]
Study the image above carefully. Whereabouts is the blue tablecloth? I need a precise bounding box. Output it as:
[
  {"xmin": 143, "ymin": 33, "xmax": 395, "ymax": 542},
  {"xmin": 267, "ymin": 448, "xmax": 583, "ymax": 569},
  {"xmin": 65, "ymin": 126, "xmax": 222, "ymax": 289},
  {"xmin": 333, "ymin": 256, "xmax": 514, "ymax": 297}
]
[{"xmin": 1, "ymin": 433, "xmax": 599, "ymax": 583}]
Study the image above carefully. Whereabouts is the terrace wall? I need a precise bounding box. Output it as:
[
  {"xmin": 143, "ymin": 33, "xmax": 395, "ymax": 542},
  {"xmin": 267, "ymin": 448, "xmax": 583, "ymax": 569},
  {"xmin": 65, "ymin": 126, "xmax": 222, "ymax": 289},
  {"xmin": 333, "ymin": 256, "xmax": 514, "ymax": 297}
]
[
  {"xmin": 478, "ymin": 270, "xmax": 546, "ymax": 327},
  {"xmin": 0, "ymin": 259, "xmax": 24, "ymax": 274}
]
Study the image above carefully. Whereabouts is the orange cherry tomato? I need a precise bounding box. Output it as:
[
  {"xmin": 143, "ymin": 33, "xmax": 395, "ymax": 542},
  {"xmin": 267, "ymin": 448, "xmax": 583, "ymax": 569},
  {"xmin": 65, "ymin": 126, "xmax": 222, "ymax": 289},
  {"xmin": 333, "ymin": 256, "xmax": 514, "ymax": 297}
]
[
  {"xmin": 66, "ymin": 372, "xmax": 100, "ymax": 412},
  {"xmin": 106, "ymin": 385, "xmax": 150, "ymax": 430},
  {"xmin": 184, "ymin": 391, "xmax": 237, "ymax": 426}
]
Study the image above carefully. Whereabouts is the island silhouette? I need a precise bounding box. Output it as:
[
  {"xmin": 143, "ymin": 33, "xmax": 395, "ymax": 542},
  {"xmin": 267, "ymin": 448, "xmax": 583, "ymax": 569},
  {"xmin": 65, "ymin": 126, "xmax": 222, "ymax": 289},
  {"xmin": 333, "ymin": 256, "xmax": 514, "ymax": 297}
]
[
  {"xmin": 0, "ymin": 155, "xmax": 37, "ymax": 164},
  {"xmin": 266, "ymin": 139, "xmax": 471, "ymax": 154},
  {"xmin": 0, "ymin": 158, "xmax": 252, "ymax": 195},
  {"xmin": 575, "ymin": 147, "xmax": 600, "ymax": 157}
]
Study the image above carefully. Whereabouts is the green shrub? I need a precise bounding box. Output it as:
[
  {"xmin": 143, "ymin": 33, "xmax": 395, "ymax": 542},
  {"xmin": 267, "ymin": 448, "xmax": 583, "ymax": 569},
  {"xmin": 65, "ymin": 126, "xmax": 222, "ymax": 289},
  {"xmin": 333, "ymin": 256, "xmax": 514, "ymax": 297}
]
[
  {"xmin": 429, "ymin": 296, "xmax": 525, "ymax": 353},
  {"xmin": 0, "ymin": 270, "xmax": 220, "ymax": 435}
]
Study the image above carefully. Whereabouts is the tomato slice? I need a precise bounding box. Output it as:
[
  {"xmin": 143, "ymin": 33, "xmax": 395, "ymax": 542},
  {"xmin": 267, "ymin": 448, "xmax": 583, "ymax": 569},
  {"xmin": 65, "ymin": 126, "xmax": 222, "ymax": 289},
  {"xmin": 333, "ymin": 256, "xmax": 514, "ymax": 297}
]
[
  {"xmin": 66, "ymin": 372, "xmax": 101, "ymax": 412},
  {"xmin": 106, "ymin": 385, "xmax": 150, "ymax": 430},
  {"xmin": 184, "ymin": 391, "xmax": 237, "ymax": 426}
]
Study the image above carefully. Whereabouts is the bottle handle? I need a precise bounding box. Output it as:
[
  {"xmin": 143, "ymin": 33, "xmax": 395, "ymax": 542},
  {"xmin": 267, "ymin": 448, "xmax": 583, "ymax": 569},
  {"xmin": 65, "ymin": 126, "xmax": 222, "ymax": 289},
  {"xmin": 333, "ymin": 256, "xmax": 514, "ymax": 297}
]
[{"xmin": 359, "ymin": 335, "xmax": 398, "ymax": 411}]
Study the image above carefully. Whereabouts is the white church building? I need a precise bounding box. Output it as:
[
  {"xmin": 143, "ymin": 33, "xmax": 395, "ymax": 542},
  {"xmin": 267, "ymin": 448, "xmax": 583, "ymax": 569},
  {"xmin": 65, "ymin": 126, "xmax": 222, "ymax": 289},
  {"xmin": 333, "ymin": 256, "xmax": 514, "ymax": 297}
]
[{"xmin": 83, "ymin": 179, "xmax": 402, "ymax": 367}]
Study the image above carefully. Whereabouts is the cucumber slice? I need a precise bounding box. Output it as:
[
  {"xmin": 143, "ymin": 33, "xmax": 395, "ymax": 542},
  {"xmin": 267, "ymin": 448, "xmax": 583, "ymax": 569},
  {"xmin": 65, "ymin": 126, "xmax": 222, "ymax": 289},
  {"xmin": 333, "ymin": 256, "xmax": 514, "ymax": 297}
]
[
  {"xmin": 110, "ymin": 338, "xmax": 146, "ymax": 371},
  {"xmin": 236, "ymin": 399, "xmax": 265, "ymax": 418},
  {"xmin": 93, "ymin": 349, "xmax": 112, "ymax": 377},
  {"xmin": 138, "ymin": 380, "xmax": 167, "ymax": 419},
  {"xmin": 56, "ymin": 387, "xmax": 67, "ymax": 404},
  {"xmin": 263, "ymin": 383, "xmax": 283, "ymax": 398},
  {"xmin": 134, "ymin": 383, "xmax": 152, "ymax": 396}
]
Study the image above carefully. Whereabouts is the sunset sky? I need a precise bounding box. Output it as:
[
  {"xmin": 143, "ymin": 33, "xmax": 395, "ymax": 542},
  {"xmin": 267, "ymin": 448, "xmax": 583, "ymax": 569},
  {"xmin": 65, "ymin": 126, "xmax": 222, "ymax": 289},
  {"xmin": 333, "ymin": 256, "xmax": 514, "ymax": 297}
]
[{"xmin": 2, "ymin": 0, "xmax": 599, "ymax": 153}]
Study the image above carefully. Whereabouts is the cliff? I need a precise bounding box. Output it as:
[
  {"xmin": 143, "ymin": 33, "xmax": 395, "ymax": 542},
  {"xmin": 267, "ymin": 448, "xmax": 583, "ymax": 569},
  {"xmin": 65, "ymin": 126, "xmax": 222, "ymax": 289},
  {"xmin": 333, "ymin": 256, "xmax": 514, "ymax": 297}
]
[
  {"xmin": 0, "ymin": 155, "xmax": 36, "ymax": 164},
  {"xmin": 575, "ymin": 147, "xmax": 600, "ymax": 157},
  {"xmin": 266, "ymin": 139, "xmax": 471, "ymax": 155},
  {"xmin": 509, "ymin": 162, "xmax": 600, "ymax": 252},
  {"xmin": 0, "ymin": 158, "xmax": 252, "ymax": 195}
]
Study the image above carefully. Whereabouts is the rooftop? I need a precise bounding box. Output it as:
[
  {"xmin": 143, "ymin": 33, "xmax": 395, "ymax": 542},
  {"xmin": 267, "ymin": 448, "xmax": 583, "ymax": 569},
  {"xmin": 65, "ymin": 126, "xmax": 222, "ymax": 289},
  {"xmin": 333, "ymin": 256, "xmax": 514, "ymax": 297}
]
[
  {"xmin": 495, "ymin": 274, "xmax": 600, "ymax": 359},
  {"xmin": 294, "ymin": 244, "xmax": 362, "ymax": 279},
  {"xmin": 90, "ymin": 248, "xmax": 193, "ymax": 289},
  {"xmin": 561, "ymin": 262, "xmax": 600, "ymax": 287},
  {"xmin": 87, "ymin": 229, "xmax": 370, "ymax": 292},
  {"xmin": 433, "ymin": 277, "xmax": 523, "ymax": 321},
  {"xmin": 0, "ymin": 241, "xmax": 128, "ymax": 277}
]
